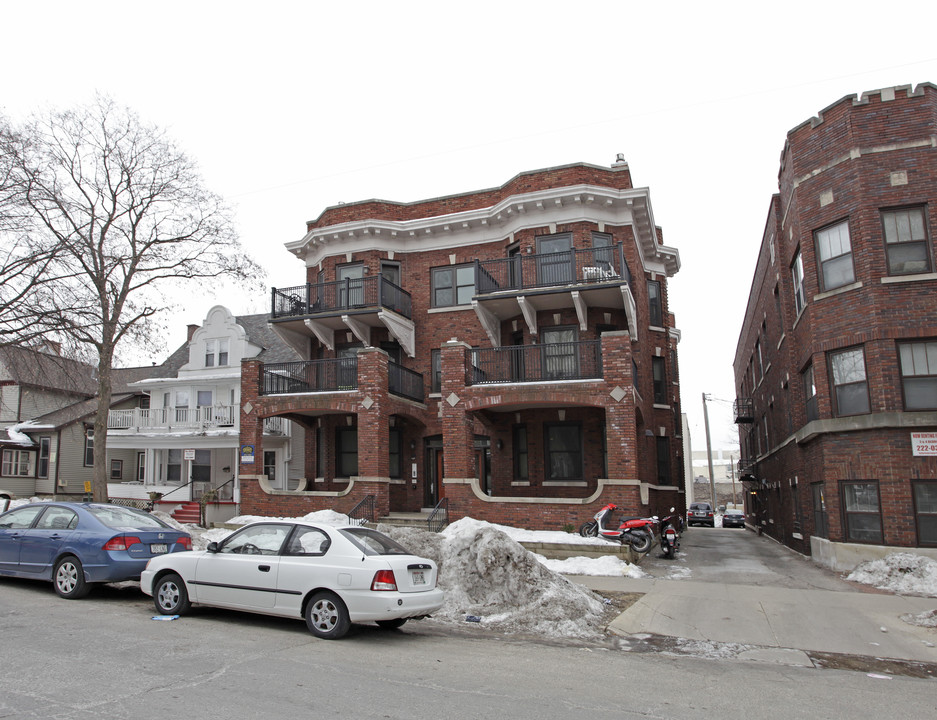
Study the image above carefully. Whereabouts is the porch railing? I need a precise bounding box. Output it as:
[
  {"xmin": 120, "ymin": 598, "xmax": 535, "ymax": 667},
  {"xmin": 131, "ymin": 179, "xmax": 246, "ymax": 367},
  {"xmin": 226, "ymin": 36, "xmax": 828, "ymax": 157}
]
[
  {"xmin": 475, "ymin": 243, "xmax": 628, "ymax": 294},
  {"xmin": 108, "ymin": 405, "xmax": 237, "ymax": 430},
  {"xmin": 271, "ymin": 276, "xmax": 412, "ymax": 320},
  {"xmin": 261, "ymin": 358, "xmax": 358, "ymax": 395},
  {"xmin": 388, "ymin": 361, "xmax": 424, "ymax": 402},
  {"xmin": 465, "ymin": 340, "xmax": 603, "ymax": 385}
]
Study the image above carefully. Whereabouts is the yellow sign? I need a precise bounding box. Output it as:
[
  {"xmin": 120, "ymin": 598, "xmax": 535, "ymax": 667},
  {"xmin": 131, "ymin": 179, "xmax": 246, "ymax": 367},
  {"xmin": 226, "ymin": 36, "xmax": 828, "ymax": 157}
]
[{"xmin": 84, "ymin": 481, "xmax": 92, "ymax": 493}]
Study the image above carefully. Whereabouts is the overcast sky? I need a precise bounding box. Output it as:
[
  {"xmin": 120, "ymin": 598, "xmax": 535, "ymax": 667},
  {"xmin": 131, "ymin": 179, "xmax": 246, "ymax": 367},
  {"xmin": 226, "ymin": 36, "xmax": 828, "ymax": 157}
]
[{"xmin": 3, "ymin": 1, "xmax": 936, "ymax": 451}]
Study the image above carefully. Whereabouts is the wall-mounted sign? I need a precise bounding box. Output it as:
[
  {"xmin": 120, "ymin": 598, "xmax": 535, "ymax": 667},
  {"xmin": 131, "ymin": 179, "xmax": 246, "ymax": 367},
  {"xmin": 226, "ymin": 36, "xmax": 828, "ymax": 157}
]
[
  {"xmin": 240, "ymin": 444, "xmax": 255, "ymax": 463},
  {"xmin": 911, "ymin": 432, "xmax": 937, "ymax": 456}
]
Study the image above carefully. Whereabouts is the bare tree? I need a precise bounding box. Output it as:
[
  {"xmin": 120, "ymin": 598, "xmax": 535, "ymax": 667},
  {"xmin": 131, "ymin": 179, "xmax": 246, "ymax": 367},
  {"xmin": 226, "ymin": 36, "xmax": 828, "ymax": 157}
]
[{"xmin": 4, "ymin": 96, "xmax": 264, "ymax": 500}]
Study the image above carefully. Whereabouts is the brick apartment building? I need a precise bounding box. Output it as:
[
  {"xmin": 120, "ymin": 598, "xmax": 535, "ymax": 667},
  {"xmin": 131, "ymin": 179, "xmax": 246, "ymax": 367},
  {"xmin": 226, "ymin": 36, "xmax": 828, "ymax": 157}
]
[
  {"xmin": 734, "ymin": 83, "xmax": 937, "ymax": 568},
  {"xmin": 238, "ymin": 160, "xmax": 684, "ymax": 530}
]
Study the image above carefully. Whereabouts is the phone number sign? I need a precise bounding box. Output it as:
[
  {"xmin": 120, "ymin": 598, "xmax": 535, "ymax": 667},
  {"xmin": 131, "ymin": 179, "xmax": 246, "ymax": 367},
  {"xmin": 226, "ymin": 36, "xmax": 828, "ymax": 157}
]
[{"xmin": 911, "ymin": 432, "xmax": 937, "ymax": 456}]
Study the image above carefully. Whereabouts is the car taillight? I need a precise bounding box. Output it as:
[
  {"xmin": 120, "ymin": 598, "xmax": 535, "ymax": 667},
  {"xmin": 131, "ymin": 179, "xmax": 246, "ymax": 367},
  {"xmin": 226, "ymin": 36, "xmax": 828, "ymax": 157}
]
[
  {"xmin": 103, "ymin": 536, "xmax": 142, "ymax": 551},
  {"xmin": 176, "ymin": 536, "xmax": 192, "ymax": 550},
  {"xmin": 371, "ymin": 569, "xmax": 398, "ymax": 591}
]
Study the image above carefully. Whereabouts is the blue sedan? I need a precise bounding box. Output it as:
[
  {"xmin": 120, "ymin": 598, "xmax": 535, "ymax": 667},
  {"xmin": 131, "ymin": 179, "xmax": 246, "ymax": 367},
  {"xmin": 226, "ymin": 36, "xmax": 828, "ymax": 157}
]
[{"xmin": 0, "ymin": 502, "xmax": 191, "ymax": 599}]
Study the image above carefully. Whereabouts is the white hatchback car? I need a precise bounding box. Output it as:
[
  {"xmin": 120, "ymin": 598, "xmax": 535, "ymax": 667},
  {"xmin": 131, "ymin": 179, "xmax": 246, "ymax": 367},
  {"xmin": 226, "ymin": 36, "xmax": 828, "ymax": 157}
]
[{"xmin": 141, "ymin": 521, "xmax": 444, "ymax": 639}]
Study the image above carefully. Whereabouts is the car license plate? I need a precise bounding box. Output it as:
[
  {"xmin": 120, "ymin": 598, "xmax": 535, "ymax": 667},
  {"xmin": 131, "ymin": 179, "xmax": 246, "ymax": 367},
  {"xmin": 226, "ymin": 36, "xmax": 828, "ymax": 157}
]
[
  {"xmin": 411, "ymin": 570, "xmax": 426, "ymax": 585},
  {"xmin": 150, "ymin": 543, "xmax": 168, "ymax": 554}
]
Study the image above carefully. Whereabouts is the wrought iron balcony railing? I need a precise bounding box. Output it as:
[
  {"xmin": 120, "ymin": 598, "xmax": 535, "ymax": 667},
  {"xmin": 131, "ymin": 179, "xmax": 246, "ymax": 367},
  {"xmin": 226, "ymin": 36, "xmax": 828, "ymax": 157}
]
[
  {"xmin": 734, "ymin": 398, "xmax": 754, "ymax": 423},
  {"xmin": 466, "ymin": 340, "xmax": 602, "ymax": 385},
  {"xmin": 388, "ymin": 361, "xmax": 424, "ymax": 402},
  {"xmin": 475, "ymin": 243, "xmax": 629, "ymax": 294},
  {"xmin": 261, "ymin": 358, "xmax": 358, "ymax": 395},
  {"xmin": 271, "ymin": 275, "xmax": 412, "ymax": 320}
]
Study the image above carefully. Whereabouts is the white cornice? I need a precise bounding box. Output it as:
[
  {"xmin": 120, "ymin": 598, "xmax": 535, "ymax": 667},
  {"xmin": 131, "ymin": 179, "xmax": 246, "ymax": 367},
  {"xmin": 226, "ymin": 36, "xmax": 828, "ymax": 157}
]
[{"xmin": 286, "ymin": 184, "xmax": 680, "ymax": 277}]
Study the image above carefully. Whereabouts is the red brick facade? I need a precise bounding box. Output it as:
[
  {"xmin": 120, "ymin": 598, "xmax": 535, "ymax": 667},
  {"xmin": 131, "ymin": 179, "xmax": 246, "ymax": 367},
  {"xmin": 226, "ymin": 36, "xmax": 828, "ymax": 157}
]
[
  {"xmin": 239, "ymin": 161, "xmax": 684, "ymax": 531},
  {"xmin": 735, "ymin": 84, "xmax": 937, "ymax": 553}
]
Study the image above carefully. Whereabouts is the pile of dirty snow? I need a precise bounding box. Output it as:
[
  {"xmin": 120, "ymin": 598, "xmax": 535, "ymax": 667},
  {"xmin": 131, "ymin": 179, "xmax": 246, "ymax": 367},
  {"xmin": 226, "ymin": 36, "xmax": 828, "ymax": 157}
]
[
  {"xmin": 901, "ymin": 609, "xmax": 937, "ymax": 628},
  {"xmin": 846, "ymin": 552, "xmax": 937, "ymax": 597},
  {"xmin": 380, "ymin": 518, "xmax": 611, "ymax": 639}
]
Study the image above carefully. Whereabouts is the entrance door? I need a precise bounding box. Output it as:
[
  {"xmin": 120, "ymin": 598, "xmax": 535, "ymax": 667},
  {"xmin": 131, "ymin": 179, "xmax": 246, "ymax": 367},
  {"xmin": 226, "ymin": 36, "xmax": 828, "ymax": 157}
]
[
  {"xmin": 338, "ymin": 264, "xmax": 365, "ymax": 308},
  {"xmin": 536, "ymin": 233, "xmax": 573, "ymax": 285},
  {"xmin": 424, "ymin": 439, "xmax": 444, "ymax": 508}
]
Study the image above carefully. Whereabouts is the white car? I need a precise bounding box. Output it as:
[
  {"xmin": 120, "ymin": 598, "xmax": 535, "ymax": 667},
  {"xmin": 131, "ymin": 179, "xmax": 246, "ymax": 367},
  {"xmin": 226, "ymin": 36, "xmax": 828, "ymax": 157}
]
[{"xmin": 141, "ymin": 521, "xmax": 444, "ymax": 639}]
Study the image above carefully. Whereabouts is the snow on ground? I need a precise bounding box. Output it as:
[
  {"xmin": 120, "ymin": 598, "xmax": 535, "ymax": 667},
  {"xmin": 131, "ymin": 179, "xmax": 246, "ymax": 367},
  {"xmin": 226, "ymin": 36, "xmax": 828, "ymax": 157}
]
[{"xmin": 846, "ymin": 552, "xmax": 937, "ymax": 598}]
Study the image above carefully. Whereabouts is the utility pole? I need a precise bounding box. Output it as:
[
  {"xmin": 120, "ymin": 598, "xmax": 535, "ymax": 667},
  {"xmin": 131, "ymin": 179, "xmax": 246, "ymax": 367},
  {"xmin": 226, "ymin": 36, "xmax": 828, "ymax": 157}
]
[
  {"xmin": 702, "ymin": 393, "xmax": 716, "ymax": 507},
  {"xmin": 730, "ymin": 454, "xmax": 738, "ymax": 507}
]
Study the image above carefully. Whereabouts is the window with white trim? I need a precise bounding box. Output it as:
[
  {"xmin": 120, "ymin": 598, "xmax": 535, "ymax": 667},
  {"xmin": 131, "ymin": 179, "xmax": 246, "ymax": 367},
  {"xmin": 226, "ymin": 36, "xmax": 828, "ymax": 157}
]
[
  {"xmin": 882, "ymin": 207, "xmax": 931, "ymax": 275},
  {"xmin": 815, "ymin": 220, "xmax": 855, "ymax": 291},
  {"xmin": 899, "ymin": 341, "xmax": 937, "ymax": 410},
  {"xmin": 829, "ymin": 347, "xmax": 869, "ymax": 416},
  {"xmin": 791, "ymin": 249, "xmax": 806, "ymax": 315}
]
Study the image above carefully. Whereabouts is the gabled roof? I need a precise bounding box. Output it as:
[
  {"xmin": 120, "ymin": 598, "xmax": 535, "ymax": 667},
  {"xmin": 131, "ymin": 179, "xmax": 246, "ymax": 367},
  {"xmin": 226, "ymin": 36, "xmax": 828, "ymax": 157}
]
[{"xmin": 0, "ymin": 346, "xmax": 98, "ymax": 397}]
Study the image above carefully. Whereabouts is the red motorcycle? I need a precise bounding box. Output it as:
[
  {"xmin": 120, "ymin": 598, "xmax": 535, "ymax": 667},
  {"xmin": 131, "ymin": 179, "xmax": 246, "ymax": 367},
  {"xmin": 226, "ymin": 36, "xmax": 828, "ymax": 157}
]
[{"xmin": 579, "ymin": 503, "xmax": 654, "ymax": 553}]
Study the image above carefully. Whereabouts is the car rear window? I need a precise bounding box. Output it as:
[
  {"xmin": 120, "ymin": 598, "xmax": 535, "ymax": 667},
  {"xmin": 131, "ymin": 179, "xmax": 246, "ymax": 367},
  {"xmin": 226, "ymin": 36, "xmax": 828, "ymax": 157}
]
[
  {"xmin": 88, "ymin": 505, "xmax": 169, "ymax": 530},
  {"xmin": 340, "ymin": 527, "xmax": 412, "ymax": 556}
]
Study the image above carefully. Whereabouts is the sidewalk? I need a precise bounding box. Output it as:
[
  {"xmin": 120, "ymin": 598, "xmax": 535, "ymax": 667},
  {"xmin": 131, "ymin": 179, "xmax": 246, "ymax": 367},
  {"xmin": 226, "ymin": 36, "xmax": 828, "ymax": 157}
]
[{"xmin": 569, "ymin": 575, "xmax": 937, "ymax": 664}]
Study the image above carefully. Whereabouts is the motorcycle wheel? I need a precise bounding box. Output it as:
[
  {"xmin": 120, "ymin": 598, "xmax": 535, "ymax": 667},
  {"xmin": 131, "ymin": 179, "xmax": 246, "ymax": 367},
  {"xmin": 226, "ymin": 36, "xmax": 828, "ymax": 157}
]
[
  {"xmin": 579, "ymin": 521, "xmax": 598, "ymax": 538},
  {"xmin": 629, "ymin": 530, "xmax": 652, "ymax": 554}
]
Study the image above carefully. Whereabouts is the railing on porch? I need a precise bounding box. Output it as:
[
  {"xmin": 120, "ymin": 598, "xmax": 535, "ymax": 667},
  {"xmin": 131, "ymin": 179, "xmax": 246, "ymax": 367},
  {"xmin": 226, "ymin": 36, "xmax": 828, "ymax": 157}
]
[
  {"xmin": 465, "ymin": 340, "xmax": 603, "ymax": 385},
  {"xmin": 261, "ymin": 358, "xmax": 359, "ymax": 395},
  {"xmin": 427, "ymin": 497, "xmax": 449, "ymax": 532},
  {"xmin": 388, "ymin": 361, "xmax": 424, "ymax": 402},
  {"xmin": 271, "ymin": 276, "xmax": 412, "ymax": 320},
  {"xmin": 475, "ymin": 243, "xmax": 628, "ymax": 294},
  {"xmin": 108, "ymin": 404, "xmax": 237, "ymax": 430},
  {"xmin": 347, "ymin": 494, "xmax": 375, "ymax": 526}
]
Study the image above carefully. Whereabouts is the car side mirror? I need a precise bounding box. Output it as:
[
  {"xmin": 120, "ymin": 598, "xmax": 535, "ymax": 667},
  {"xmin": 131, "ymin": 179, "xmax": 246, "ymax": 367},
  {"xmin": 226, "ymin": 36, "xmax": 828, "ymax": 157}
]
[{"xmin": 207, "ymin": 542, "xmax": 220, "ymax": 553}]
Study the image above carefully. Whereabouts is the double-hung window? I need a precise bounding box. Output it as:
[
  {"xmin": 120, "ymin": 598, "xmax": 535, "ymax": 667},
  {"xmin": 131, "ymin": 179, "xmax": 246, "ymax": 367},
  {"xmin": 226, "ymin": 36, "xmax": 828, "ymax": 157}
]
[
  {"xmin": 841, "ymin": 481, "xmax": 883, "ymax": 544},
  {"xmin": 815, "ymin": 220, "xmax": 855, "ymax": 291},
  {"xmin": 882, "ymin": 207, "xmax": 930, "ymax": 275},
  {"xmin": 2, "ymin": 449, "xmax": 30, "ymax": 476},
  {"xmin": 652, "ymin": 356, "xmax": 666, "ymax": 404},
  {"xmin": 802, "ymin": 364, "xmax": 818, "ymax": 422},
  {"xmin": 205, "ymin": 339, "xmax": 229, "ymax": 367},
  {"xmin": 899, "ymin": 341, "xmax": 937, "ymax": 410},
  {"xmin": 432, "ymin": 264, "xmax": 475, "ymax": 307},
  {"xmin": 913, "ymin": 481, "xmax": 937, "ymax": 546},
  {"xmin": 791, "ymin": 249, "xmax": 806, "ymax": 315},
  {"xmin": 84, "ymin": 428, "xmax": 94, "ymax": 466},
  {"xmin": 648, "ymin": 280, "xmax": 663, "ymax": 327},
  {"xmin": 544, "ymin": 423, "xmax": 582, "ymax": 482},
  {"xmin": 829, "ymin": 347, "xmax": 869, "ymax": 416}
]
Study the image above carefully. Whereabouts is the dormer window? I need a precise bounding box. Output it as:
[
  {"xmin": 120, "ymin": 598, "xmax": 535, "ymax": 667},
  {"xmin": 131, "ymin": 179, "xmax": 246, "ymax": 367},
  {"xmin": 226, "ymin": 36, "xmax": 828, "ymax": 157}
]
[{"xmin": 206, "ymin": 339, "xmax": 230, "ymax": 367}]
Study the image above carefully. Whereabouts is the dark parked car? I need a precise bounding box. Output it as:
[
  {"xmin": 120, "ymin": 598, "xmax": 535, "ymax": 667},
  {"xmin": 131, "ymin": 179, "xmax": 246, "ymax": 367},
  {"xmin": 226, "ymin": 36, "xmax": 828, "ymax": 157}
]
[
  {"xmin": 722, "ymin": 508, "xmax": 746, "ymax": 528},
  {"xmin": 0, "ymin": 502, "xmax": 191, "ymax": 599},
  {"xmin": 687, "ymin": 502, "xmax": 715, "ymax": 527}
]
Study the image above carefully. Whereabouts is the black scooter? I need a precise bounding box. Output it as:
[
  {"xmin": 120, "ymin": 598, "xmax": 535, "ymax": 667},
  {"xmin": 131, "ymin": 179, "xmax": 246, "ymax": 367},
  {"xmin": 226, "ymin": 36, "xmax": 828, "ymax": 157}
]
[{"xmin": 658, "ymin": 507, "xmax": 682, "ymax": 559}]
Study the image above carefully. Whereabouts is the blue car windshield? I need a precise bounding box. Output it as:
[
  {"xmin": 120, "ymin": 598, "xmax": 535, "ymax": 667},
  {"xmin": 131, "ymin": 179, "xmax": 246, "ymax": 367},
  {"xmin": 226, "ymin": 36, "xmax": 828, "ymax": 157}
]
[{"xmin": 88, "ymin": 505, "xmax": 168, "ymax": 530}]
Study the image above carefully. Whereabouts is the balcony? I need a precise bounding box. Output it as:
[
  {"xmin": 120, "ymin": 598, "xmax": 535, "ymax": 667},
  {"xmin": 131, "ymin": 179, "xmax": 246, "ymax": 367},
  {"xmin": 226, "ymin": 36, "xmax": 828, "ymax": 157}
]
[
  {"xmin": 108, "ymin": 405, "xmax": 238, "ymax": 431},
  {"xmin": 734, "ymin": 398, "xmax": 754, "ymax": 423},
  {"xmin": 261, "ymin": 358, "xmax": 424, "ymax": 402},
  {"xmin": 269, "ymin": 276, "xmax": 415, "ymax": 357},
  {"xmin": 472, "ymin": 244, "xmax": 638, "ymax": 345},
  {"xmin": 465, "ymin": 340, "xmax": 602, "ymax": 385}
]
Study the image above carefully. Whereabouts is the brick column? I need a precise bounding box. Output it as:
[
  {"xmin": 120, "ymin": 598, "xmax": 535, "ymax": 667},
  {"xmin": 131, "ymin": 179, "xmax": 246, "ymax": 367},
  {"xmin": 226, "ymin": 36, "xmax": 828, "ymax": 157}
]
[
  {"xmin": 239, "ymin": 359, "xmax": 265, "ymax": 481},
  {"xmin": 355, "ymin": 347, "xmax": 391, "ymax": 517},
  {"xmin": 440, "ymin": 340, "xmax": 474, "ymax": 480},
  {"xmin": 600, "ymin": 332, "xmax": 638, "ymax": 479}
]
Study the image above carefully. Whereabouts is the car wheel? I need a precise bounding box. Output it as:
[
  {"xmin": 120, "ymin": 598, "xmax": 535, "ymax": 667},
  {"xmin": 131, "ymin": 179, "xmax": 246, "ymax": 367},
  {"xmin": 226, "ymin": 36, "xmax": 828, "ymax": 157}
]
[
  {"xmin": 376, "ymin": 618, "xmax": 408, "ymax": 630},
  {"xmin": 305, "ymin": 591, "xmax": 351, "ymax": 639},
  {"xmin": 53, "ymin": 556, "xmax": 90, "ymax": 599},
  {"xmin": 154, "ymin": 573, "xmax": 190, "ymax": 615}
]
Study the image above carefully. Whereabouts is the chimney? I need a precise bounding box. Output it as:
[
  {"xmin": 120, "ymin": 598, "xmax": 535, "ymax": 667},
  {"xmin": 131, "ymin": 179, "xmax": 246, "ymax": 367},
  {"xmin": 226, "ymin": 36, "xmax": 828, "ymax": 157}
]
[{"xmin": 187, "ymin": 324, "xmax": 200, "ymax": 341}]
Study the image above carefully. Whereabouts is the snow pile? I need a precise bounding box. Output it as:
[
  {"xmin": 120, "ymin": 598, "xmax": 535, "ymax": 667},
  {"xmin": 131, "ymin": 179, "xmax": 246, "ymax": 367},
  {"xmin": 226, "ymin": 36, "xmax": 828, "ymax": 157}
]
[
  {"xmin": 900, "ymin": 609, "xmax": 937, "ymax": 628},
  {"xmin": 379, "ymin": 517, "xmax": 611, "ymax": 639},
  {"xmin": 846, "ymin": 552, "xmax": 937, "ymax": 597}
]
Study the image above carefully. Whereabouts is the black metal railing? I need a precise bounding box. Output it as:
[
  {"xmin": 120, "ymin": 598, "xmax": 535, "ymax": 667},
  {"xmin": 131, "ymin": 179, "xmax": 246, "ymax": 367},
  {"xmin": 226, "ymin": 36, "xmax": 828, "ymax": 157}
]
[
  {"xmin": 465, "ymin": 340, "xmax": 603, "ymax": 385},
  {"xmin": 734, "ymin": 398, "xmax": 754, "ymax": 423},
  {"xmin": 271, "ymin": 276, "xmax": 412, "ymax": 320},
  {"xmin": 388, "ymin": 361, "xmax": 424, "ymax": 402},
  {"xmin": 348, "ymin": 494, "xmax": 375, "ymax": 526},
  {"xmin": 261, "ymin": 358, "xmax": 358, "ymax": 395},
  {"xmin": 427, "ymin": 497, "xmax": 448, "ymax": 532},
  {"xmin": 475, "ymin": 243, "xmax": 628, "ymax": 294}
]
